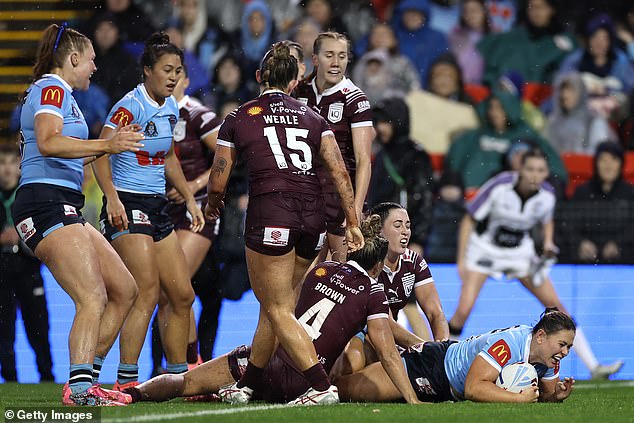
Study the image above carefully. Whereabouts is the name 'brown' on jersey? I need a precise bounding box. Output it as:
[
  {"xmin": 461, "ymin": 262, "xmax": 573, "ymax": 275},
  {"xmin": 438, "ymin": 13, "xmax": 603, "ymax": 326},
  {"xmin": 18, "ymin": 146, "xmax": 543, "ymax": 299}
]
[
  {"xmin": 217, "ymin": 91, "xmax": 334, "ymax": 197},
  {"xmin": 285, "ymin": 260, "xmax": 389, "ymax": 373},
  {"xmin": 295, "ymin": 77, "xmax": 373, "ymax": 193},
  {"xmin": 168, "ymin": 95, "xmax": 222, "ymax": 198}
]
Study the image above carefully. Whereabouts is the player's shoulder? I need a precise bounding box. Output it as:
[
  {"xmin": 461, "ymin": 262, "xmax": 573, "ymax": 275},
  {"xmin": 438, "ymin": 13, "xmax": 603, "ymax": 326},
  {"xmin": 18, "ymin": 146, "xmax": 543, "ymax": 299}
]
[
  {"xmin": 402, "ymin": 248, "xmax": 418, "ymax": 263},
  {"xmin": 29, "ymin": 75, "xmax": 71, "ymax": 106}
]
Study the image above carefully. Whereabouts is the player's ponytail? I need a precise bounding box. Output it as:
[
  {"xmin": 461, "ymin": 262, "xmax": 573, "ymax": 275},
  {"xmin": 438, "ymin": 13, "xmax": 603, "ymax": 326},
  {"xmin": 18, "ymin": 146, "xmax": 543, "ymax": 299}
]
[
  {"xmin": 348, "ymin": 214, "xmax": 388, "ymax": 271},
  {"xmin": 33, "ymin": 23, "xmax": 91, "ymax": 81},
  {"xmin": 259, "ymin": 41, "xmax": 298, "ymax": 90},
  {"xmin": 532, "ymin": 307, "xmax": 576, "ymax": 335},
  {"xmin": 141, "ymin": 31, "xmax": 183, "ymax": 81}
]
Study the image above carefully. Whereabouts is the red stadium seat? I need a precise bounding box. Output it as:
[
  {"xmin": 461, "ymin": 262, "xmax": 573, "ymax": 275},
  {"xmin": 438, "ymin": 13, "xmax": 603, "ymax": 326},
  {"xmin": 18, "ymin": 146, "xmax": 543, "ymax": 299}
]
[
  {"xmin": 623, "ymin": 152, "xmax": 634, "ymax": 184},
  {"xmin": 523, "ymin": 83, "xmax": 553, "ymax": 106},
  {"xmin": 429, "ymin": 153, "xmax": 445, "ymax": 173},
  {"xmin": 464, "ymin": 84, "xmax": 490, "ymax": 104},
  {"xmin": 561, "ymin": 153, "xmax": 593, "ymax": 198}
]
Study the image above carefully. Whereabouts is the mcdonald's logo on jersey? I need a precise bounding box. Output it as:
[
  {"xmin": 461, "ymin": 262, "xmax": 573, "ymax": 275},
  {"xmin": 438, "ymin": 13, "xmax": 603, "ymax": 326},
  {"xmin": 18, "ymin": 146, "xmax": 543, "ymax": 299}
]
[
  {"xmin": 488, "ymin": 339, "xmax": 511, "ymax": 367},
  {"xmin": 110, "ymin": 107, "xmax": 133, "ymax": 126},
  {"xmin": 41, "ymin": 86, "xmax": 64, "ymax": 108}
]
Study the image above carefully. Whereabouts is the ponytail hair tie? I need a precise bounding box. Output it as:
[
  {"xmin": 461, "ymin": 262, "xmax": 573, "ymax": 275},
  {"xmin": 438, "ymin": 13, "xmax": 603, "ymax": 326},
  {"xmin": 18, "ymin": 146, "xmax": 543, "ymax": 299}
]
[{"xmin": 53, "ymin": 22, "xmax": 68, "ymax": 52}]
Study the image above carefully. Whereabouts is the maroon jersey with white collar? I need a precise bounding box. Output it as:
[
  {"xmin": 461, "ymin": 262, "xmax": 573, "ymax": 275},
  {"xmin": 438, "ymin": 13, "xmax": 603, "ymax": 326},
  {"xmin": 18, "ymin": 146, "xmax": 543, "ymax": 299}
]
[
  {"xmin": 378, "ymin": 248, "xmax": 435, "ymax": 317},
  {"xmin": 295, "ymin": 77, "xmax": 373, "ymax": 193}
]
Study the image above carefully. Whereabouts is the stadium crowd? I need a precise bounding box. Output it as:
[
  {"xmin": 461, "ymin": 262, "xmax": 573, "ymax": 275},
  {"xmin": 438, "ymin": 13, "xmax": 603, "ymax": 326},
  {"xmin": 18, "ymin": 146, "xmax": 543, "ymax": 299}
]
[{"xmin": 0, "ymin": 0, "xmax": 631, "ymax": 406}]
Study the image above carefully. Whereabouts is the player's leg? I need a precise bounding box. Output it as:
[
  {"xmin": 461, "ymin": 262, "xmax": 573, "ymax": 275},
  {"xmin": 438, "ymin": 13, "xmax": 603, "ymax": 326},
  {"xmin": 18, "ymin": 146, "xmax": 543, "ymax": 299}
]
[
  {"xmin": 155, "ymin": 231, "xmax": 195, "ymax": 371},
  {"xmin": 329, "ymin": 336, "xmax": 367, "ymax": 383},
  {"xmin": 112, "ymin": 233, "xmax": 159, "ymax": 385},
  {"xmin": 336, "ymin": 361, "xmax": 402, "ymax": 402},
  {"xmin": 448, "ymin": 270, "xmax": 489, "ymax": 337}
]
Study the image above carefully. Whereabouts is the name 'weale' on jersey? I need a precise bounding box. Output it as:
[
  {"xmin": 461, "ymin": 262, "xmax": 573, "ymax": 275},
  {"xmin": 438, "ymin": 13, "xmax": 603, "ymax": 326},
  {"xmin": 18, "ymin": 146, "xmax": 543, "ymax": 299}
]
[{"xmin": 216, "ymin": 91, "xmax": 334, "ymax": 197}]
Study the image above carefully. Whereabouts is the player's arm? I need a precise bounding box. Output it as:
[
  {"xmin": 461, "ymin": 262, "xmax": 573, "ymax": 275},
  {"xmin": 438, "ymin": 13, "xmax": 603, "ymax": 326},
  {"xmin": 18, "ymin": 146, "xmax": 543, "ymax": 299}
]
[
  {"xmin": 351, "ymin": 125, "xmax": 374, "ymax": 220},
  {"xmin": 165, "ymin": 142, "xmax": 204, "ymax": 232},
  {"xmin": 187, "ymin": 130, "xmax": 219, "ymax": 196},
  {"xmin": 542, "ymin": 219, "xmax": 558, "ymax": 252},
  {"xmin": 205, "ymin": 145, "xmax": 236, "ymax": 220},
  {"xmin": 456, "ymin": 214, "xmax": 475, "ymax": 280},
  {"xmin": 367, "ymin": 317, "xmax": 421, "ymax": 404},
  {"xmin": 387, "ymin": 310, "xmax": 424, "ymax": 347},
  {"xmin": 414, "ymin": 284, "xmax": 449, "ymax": 341},
  {"xmin": 538, "ymin": 376, "xmax": 574, "ymax": 402},
  {"xmin": 35, "ymin": 114, "xmax": 143, "ymax": 158},
  {"xmin": 464, "ymin": 356, "xmax": 539, "ymax": 403},
  {"xmin": 319, "ymin": 132, "xmax": 363, "ymax": 251}
]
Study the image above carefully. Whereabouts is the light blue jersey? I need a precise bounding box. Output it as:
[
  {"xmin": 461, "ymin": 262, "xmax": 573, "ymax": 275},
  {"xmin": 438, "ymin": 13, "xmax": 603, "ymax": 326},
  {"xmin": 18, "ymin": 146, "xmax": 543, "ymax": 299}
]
[
  {"xmin": 19, "ymin": 74, "xmax": 88, "ymax": 192},
  {"xmin": 445, "ymin": 325, "xmax": 558, "ymax": 396},
  {"xmin": 104, "ymin": 84, "xmax": 178, "ymax": 195}
]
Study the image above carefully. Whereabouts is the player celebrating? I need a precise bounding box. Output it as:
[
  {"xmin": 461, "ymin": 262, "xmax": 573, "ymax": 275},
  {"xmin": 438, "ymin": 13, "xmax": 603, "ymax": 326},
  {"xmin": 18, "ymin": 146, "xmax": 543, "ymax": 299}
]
[
  {"xmin": 13, "ymin": 23, "xmax": 143, "ymax": 405},
  {"xmin": 124, "ymin": 215, "xmax": 419, "ymax": 405},
  {"xmin": 338, "ymin": 308, "xmax": 576, "ymax": 403},
  {"xmin": 447, "ymin": 147, "xmax": 623, "ymax": 379},
  {"xmin": 205, "ymin": 42, "xmax": 363, "ymax": 405},
  {"xmin": 92, "ymin": 32, "xmax": 205, "ymax": 390},
  {"xmin": 295, "ymin": 32, "xmax": 375, "ymax": 262}
]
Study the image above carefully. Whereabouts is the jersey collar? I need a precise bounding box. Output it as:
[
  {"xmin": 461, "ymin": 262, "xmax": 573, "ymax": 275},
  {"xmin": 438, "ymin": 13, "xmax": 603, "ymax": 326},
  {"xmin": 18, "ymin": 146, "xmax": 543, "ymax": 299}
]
[
  {"xmin": 310, "ymin": 76, "xmax": 348, "ymax": 104},
  {"xmin": 42, "ymin": 73, "xmax": 73, "ymax": 92},
  {"xmin": 177, "ymin": 95, "xmax": 190, "ymax": 109},
  {"xmin": 347, "ymin": 260, "xmax": 378, "ymax": 283},
  {"xmin": 139, "ymin": 83, "xmax": 169, "ymax": 109},
  {"xmin": 261, "ymin": 88, "xmax": 286, "ymax": 96}
]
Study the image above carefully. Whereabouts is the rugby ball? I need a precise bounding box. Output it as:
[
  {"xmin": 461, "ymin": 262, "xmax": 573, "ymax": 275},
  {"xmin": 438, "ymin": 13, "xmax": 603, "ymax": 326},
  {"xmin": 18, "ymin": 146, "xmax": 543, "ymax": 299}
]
[{"xmin": 495, "ymin": 362, "xmax": 538, "ymax": 393}]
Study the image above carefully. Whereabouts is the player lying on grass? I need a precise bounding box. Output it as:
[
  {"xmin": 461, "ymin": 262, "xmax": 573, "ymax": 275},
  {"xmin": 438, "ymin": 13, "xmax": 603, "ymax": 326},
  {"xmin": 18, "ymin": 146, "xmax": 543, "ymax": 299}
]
[
  {"xmin": 335, "ymin": 308, "xmax": 576, "ymax": 403},
  {"xmin": 124, "ymin": 215, "xmax": 421, "ymax": 405}
]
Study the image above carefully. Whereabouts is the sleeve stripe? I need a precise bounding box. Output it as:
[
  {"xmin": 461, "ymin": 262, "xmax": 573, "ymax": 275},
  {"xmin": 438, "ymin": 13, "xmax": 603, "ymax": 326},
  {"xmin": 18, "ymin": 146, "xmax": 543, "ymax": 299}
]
[
  {"xmin": 321, "ymin": 130, "xmax": 334, "ymax": 138},
  {"xmin": 541, "ymin": 374, "xmax": 559, "ymax": 380},
  {"xmin": 351, "ymin": 121, "xmax": 373, "ymax": 128},
  {"xmin": 34, "ymin": 109, "xmax": 63, "ymax": 120},
  {"xmin": 478, "ymin": 352, "xmax": 502, "ymax": 372},
  {"xmin": 216, "ymin": 139, "xmax": 235, "ymax": 148},
  {"xmin": 367, "ymin": 313, "xmax": 389, "ymax": 321},
  {"xmin": 103, "ymin": 123, "xmax": 116, "ymax": 129},
  {"xmin": 201, "ymin": 124, "xmax": 222, "ymax": 139},
  {"xmin": 414, "ymin": 277, "xmax": 434, "ymax": 288}
]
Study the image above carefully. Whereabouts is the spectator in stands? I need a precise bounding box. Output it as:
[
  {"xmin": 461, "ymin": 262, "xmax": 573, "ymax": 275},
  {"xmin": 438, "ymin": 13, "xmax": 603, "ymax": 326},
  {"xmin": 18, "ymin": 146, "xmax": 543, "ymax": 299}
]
[
  {"xmin": 478, "ymin": 0, "xmax": 576, "ymax": 85},
  {"xmin": 445, "ymin": 89, "xmax": 567, "ymax": 191},
  {"xmin": 91, "ymin": 13, "xmax": 139, "ymax": 106},
  {"xmin": 557, "ymin": 13, "xmax": 634, "ymax": 120},
  {"xmin": 495, "ymin": 70, "xmax": 546, "ymax": 132},
  {"xmin": 0, "ymin": 145, "xmax": 54, "ymax": 383},
  {"xmin": 567, "ymin": 142, "xmax": 634, "ymax": 263},
  {"xmin": 367, "ymin": 98, "xmax": 434, "ymax": 253},
  {"xmin": 390, "ymin": 0, "xmax": 449, "ymax": 87},
  {"xmin": 615, "ymin": 3, "xmax": 634, "ymax": 62},
  {"xmin": 427, "ymin": 0, "xmax": 461, "ymax": 35},
  {"xmin": 448, "ymin": 0, "xmax": 489, "ymax": 85},
  {"xmin": 351, "ymin": 23, "xmax": 420, "ymax": 104},
  {"xmin": 168, "ymin": 0, "xmax": 230, "ymax": 82},
  {"xmin": 83, "ymin": 0, "xmax": 155, "ymax": 43},
  {"xmin": 546, "ymin": 72, "xmax": 618, "ymax": 154},
  {"xmin": 290, "ymin": 18, "xmax": 321, "ymax": 76},
  {"xmin": 164, "ymin": 25, "xmax": 212, "ymax": 102},
  {"xmin": 301, "ymin": 0, "xmax": 348, "ymax": 36},
  {"xmin": 425, "ymin": 170, "xmax": 465, "ymax": 262},
  {"xmin": 209, "ymin": 54, "xmax": 254, "ymax": 112},
  {"xmin": 484, "ymin": 0, "xmax": 517, "ymax": 33},
  {"xmin": 426, "ymin": 53, "xmax": 473, "ymax": 104},
  {"xmin": 232, "ymin": 0, "xmax": 276, "ymax": 85},
  {"xmin": 72, "ymin": 85, "xmax": 111, "ymax": 139}
]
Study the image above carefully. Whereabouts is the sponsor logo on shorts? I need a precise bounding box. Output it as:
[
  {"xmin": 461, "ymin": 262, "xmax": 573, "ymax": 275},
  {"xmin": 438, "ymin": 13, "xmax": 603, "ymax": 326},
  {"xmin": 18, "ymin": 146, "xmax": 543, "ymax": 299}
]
[
  {"xmin": 99, "ymin": 219, "xmax": 106, "ymax": 234},
  {"xmin": 328, "ymin": 102, "xmax": 344, "ymax": 123},
  {"xmin": 41, "ymin": 86, "xmax": 64, "ymax": 108},
  {"xmin": 263, "ymin": 227, "xmax": 289, "ymax": 246},
  {"xmin": 63, "ymin": 204, "xmax": 77, "ymax": 216},
  {"xmin": 415, "ymin": 377, "xmax": 437, "ymax": 396},
  {"xmin": 132, "ymin": 209, "xmax": 151, "ymax": 226},
  {"xmin": 16, "ymin": 217, "xmax": 36, "ymax": 241},
  {"xmin": 315, "ymin": 231, "xmax": 326, "ymax": 250},
  {"xmin": 488, "ymin": 339, "xmax": 511, "ymax": 367}
]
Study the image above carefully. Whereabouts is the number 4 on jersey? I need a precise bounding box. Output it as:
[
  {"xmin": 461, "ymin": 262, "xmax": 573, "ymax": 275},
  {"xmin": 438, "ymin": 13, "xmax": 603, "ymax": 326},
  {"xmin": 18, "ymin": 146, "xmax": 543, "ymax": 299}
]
[{"xmin": 297, "ymin": 298, "xmax": 336, "ymax": 340}]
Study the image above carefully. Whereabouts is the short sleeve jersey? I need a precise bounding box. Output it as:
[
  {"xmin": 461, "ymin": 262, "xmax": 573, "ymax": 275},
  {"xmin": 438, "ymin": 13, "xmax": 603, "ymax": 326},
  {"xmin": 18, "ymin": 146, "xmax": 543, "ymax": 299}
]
[
  {"xmin": 295, "ymin": 77, "xmax": 373, "ymax": 192},
  {"xmin": 168, "ymin": 95, "xmax": 222, "ymax": 198},
  {"xmin": 19, "ymin": 74, "xmax": 88, "ymax": 191},
  {"xmin": 378, "ymin": 248, "xmax": 435, "ymax": 317},
  {"xmin": 445, "ymin": 325, "xmax": 558, "ymax": 396},
  {"xmin": 289, "ymin": 260, "xmax": 389, "ymax": 373},
  {"xmin": 467, "ymin": 171, "xmax": 556, "ymax": 243},
  {"xmin": 217, "ymin": 90, "xmax": 333, "ymax": 197},
  {"xmin": 104, "ymin": 84, "xmax": 179, "ymax": 195}
]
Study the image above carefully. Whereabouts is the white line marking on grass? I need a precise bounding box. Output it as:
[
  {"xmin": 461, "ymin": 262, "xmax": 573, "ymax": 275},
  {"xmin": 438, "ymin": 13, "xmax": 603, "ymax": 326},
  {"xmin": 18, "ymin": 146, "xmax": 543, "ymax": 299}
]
[
  {"xmin": 102, "ymin": 404, "xmax": 289, "ymax": 423},
  {"xmin": 575, "ymin": 381, "xmax": 634, "ymax": 389}
]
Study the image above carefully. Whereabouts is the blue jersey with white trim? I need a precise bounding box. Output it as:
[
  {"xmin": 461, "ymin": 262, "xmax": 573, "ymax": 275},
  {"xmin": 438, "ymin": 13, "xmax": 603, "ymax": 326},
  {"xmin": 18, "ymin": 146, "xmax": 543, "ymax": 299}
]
[
  {"xmin": 444, "ymin": 325, "xmax": 557, "ymax": 396},
  {"xmin": 19, "ymin": 74, "xmax": 88, "ymax": 192},
  {"xmin": 104, "ymin": 84, "xmax": 178, "ymax": 194}
]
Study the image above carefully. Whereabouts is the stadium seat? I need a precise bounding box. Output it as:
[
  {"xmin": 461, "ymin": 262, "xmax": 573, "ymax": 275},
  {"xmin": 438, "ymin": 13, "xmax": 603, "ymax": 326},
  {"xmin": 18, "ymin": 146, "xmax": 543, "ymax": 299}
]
[
  {"xmin": 623, "ymin": 152, "xmax": 634, "ymax": 184},
  {"xmin": 464, "ymin": 84, "xmax": 490, "ymax": 104},
  {"xmin": 561, "ymin": 153, "xmax": 593, "ymax": 198},
  {"xmin": 523, "ymin": 82, "xmax": 553, "ymax": 106}
]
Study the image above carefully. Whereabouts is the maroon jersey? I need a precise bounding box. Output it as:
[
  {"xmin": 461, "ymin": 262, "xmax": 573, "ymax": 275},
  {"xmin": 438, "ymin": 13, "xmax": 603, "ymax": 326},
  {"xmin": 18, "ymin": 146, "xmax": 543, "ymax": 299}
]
[
  {"xmin": 217, "ymin": 90, "xmax": 334, "ymax": 197},
  {"xmin": 169, "ymin": 95, "xmax": 222, "ymax": 198},
  {"xmin": 378, "ymin": 248, "xmax": 435, "ymax": 317},
  {"xmin": 278, "ymin": 260, "xmax": 389, "ymax": 373},
  {"xmin": 295, "ymin": 77, "xmax": 373, "ymax": 193}
]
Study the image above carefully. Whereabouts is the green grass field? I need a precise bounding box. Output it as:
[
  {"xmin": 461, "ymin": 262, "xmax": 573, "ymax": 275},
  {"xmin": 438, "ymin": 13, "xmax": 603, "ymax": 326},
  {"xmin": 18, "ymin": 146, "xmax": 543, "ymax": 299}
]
[{"xmin": 1, "ymin": 381, "xmax": 633, "ymax": 423}]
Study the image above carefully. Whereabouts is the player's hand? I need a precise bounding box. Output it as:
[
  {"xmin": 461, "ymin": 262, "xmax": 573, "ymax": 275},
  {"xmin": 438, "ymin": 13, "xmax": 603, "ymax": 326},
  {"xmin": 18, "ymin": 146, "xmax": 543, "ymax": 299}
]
[
  {"xmin": 204, "ymin": 199, "xmax": 224, "ymax": 221},
  {"xmin": 106, "ymin": 121, "xmax": 144, "ymax": 154},
  {"xmin": 345, "ymin": 225, "xmax": 364, "ymax": 253},
  {"xmin": 107, "ymin": 195, "xmax": 128, "ymax": 231},
  {"xmin": 518, "ymin": 385, "xmax": 539, "ymax": 403},
  {"xmin": 186, "ymin": 198, "xmax": 205, "ymax": 233},
  {"xmin": 554, "ymin": 377, "xmax": 574, "ymax": 401}
]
